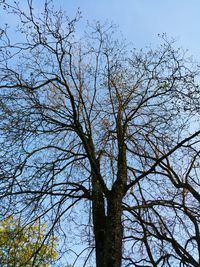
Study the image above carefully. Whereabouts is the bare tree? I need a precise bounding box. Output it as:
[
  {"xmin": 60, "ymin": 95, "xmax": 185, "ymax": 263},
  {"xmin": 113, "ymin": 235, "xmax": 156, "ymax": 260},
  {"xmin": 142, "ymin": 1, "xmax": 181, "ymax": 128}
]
[{"xmin": 0, "ymin": 1, "xmax": 199, "ymax": 266}]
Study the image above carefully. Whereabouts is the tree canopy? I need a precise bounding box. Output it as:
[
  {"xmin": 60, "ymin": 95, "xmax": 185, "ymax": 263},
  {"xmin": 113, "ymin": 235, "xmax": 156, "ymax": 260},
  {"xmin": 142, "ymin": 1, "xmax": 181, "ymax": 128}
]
[
  {"xmin": 0, "ymin": 1, "xmax": 199, "ymax": 267},
  {"xmin": 0, "ymin": 216, "xmax": 57, "ymax": 266}
]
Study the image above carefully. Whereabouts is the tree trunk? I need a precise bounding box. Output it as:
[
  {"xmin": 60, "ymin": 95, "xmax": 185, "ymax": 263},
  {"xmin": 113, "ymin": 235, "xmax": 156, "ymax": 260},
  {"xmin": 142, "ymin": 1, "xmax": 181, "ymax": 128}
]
[
  {"xmin": 104, "ymin": 192, "xmax": 123, "ymax": 267},
  {"xmin": 93, "ymin": 187, "xmax": 124, "ymax": 267},
  {"xmin": 92, "ymin": 187, "xmax": 107, "ymax": 267}
]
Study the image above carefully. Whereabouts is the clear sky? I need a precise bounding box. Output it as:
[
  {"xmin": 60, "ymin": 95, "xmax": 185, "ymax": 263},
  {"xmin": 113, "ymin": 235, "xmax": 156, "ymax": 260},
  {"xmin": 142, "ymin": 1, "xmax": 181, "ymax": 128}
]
[
  {"xmin": 1, "ymin": 0, "xmax": 200, "ymax": 58},
  {"xmin": 51, "ymin": 0, "xmax": 200, "ymax": 58}
]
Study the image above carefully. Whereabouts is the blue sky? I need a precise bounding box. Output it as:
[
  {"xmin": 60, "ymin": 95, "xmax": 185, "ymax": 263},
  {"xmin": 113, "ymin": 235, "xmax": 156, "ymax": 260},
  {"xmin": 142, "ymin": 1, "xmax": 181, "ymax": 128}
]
[
  {"xmin": 1, "ymin": 0, "xmax": 200, "ymax": 57},
  {"xmin": 53, "ymin": 0, "xmax": 200, "ymax": 58}
]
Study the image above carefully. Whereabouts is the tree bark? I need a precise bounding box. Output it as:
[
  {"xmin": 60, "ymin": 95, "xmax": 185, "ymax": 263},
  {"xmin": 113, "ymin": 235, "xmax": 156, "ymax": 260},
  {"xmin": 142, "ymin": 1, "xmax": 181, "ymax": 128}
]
[
  {"xmin": 93, "ymin": 184, "xmax": 124, "ymax": 267},
  {"xmin": 92, "ymin": 164, "xmax": 107, "ymax": 267},
  {"xmin": 92, "ymin": 185, "xmax": 107, "ymax": 267},
  {"xmin": 104, "ymin": 191, "xmax": 123, "ymax": 267}
]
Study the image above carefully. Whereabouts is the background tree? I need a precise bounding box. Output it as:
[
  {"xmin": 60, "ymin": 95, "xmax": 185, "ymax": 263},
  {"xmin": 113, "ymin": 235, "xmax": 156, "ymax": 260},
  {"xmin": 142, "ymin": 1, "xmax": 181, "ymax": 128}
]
[
  {"xmin": 0, "ymin": 216, "xmax": 57, "ymax": 266},
  {"xmin": 0, "ymin": 1, "xmax": 199, "ymax": 267}
]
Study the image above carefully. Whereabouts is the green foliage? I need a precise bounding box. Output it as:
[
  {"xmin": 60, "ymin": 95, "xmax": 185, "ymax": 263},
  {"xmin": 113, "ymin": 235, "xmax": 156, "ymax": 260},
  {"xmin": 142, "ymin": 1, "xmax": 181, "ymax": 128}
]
[{"xmin": 0, "ymin": 216, "xmax": 58, "ymax": 267}]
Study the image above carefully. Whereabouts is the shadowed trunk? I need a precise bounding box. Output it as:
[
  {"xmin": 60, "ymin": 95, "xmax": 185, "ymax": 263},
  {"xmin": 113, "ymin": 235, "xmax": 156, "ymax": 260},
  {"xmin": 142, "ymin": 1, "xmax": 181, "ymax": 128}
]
[
  {"xmin": 92, "ymin": 182, "xmax": 107, "ymax": 267},
  {"xmin": 104, "ymin": 191, "xmax": 123, "ymax": 267},
  {"xmin": 93, "ymin": 190, "xmax": 124, "ymax": 267}
]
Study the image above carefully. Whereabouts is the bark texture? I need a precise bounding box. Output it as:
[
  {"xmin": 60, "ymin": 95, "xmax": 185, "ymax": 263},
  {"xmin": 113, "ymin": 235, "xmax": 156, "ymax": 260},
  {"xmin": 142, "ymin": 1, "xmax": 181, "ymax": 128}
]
[{"xmin": 92, "ymin": 189, "xmax": 124, "ymax": 267}]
